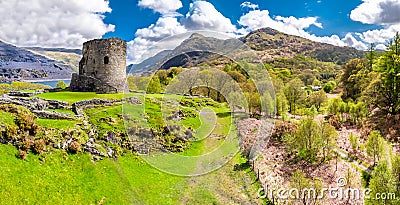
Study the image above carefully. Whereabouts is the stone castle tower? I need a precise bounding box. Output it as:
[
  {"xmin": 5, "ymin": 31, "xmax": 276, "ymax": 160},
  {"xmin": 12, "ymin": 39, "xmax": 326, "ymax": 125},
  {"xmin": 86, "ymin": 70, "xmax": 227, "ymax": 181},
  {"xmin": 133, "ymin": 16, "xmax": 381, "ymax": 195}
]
[{"xmin": 70, "ymin": 38, "xmax": 127, "ymax": 93}]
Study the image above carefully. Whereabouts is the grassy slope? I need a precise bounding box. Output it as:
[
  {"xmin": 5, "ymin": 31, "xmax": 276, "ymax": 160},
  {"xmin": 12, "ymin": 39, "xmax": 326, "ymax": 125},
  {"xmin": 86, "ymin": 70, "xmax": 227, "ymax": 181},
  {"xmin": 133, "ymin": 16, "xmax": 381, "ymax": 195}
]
[
  {"xmin": 35, "ymin": 92, "xmax": 129, "ymax": 104},
  {"xmin": 0, "ymin": 92, "xmax": 264, "ymax": 204}
]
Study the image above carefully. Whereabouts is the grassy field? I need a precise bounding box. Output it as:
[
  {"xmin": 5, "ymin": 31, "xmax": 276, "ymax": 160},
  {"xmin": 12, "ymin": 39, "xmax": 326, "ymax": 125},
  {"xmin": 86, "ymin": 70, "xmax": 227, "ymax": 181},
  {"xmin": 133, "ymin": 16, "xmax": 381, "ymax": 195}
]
[
  {"xmin": 0, "ymin": 146, "xmax": 262, "ymax": 205},
  {"xmin": 35, "ymin": 118, "xmax": 80, "ymax": 130},
  {"xmin": 35, "ymin": 92, "xmax": 132, "ymax": 104},
  {"xmin": 0, "ymin": 92, "xmax": 265, "ymax": 204}
]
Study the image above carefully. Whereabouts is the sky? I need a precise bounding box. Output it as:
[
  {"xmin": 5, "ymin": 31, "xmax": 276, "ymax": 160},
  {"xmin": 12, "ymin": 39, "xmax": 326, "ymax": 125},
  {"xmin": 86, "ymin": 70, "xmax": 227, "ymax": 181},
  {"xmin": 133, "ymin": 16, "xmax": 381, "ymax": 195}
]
[{"xmin": 0, "ymin": 0, "xmax": 399, "ymax": 64}]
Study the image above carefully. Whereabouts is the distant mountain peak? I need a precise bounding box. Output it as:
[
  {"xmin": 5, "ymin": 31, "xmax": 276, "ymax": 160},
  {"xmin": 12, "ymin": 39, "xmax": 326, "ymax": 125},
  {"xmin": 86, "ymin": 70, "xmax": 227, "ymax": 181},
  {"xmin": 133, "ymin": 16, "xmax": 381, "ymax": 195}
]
[{"xmin": 189, "ymin": 33, "xmax": 205, "ymax": 39}]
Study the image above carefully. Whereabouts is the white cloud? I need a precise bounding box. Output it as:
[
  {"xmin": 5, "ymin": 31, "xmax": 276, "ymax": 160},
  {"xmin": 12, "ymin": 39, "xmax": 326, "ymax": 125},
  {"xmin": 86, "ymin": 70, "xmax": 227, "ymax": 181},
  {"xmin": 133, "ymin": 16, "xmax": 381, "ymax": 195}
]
[
  {"xmin": 350, "ymin": 0, "xmax": 400, "ymax": 25},
  {"xmin": 359, "ymin": 24, "xmax": 400, "ymax": 43},
  {"xmin": 182, "ymin": 1, "xmax": 237, "ymax": 33},
  {"xmin": 342, "ymin": 33, "xmax": 368, "ymax": 50},
  {"xmin": 127, "ymin": 16, "xmax": 187, "ymax": 63},
  {"xmin": 238, "ymin": 9, "xmax": 371, "ymax": 50},
  {"xmin": 240, "ymin": 2, "xmax": 259, "ymax": 10},
  {"xmin": 135, "ymin": 17, "xmax": 187, "ymax": 41},
  {"xmin": 128, "ymin": 0, "xmax": 238, "ymax": 64},
  {"xmin": 349, "ymin": 0, "xmax": 400, "ymax": 45},
  {"xmin": 138, "ymin": 0, "xmax": 182, "ymax": 16},
  {"xmin": 0, "ymin": 0, "xmax": 114, "ymax": 48},
  {"xmin": 376, "ymin": 43, "xmax": 387, "ymax": 50},
  {"xmin": 238, "ymin": 10, "xmax": 322, "ymax": 38}
]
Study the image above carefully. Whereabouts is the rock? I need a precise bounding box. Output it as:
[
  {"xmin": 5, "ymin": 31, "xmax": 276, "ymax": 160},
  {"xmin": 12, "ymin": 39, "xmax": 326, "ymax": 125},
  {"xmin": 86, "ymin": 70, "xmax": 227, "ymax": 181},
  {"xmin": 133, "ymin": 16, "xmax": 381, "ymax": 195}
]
[
  {"xmin": 32, "ymin": 110, "xmax": 77, "ymax": 120},
  {"xmin": 105, "ymin": 131, "xmax": 118, "ymax": 144},
  {"xmin": 106, "ymin": 147, "xmax": 114, "ymax": 157}
]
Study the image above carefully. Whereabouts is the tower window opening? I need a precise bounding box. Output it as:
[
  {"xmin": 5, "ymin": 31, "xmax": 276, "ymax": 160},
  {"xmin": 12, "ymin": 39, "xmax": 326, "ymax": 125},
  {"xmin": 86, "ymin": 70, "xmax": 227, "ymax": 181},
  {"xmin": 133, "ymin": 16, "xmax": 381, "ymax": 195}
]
[{"xmin": 104, "ymin": 56, "xmax": 109, "ymax": 64}]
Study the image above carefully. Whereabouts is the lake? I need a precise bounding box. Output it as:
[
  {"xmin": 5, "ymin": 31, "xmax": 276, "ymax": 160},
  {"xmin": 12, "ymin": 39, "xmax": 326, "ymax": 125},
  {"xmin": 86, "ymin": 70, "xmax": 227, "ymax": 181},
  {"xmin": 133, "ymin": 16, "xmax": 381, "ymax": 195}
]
[{"xmin": 31, "ymin": 80, "xmax": 71, "ymax": 88}]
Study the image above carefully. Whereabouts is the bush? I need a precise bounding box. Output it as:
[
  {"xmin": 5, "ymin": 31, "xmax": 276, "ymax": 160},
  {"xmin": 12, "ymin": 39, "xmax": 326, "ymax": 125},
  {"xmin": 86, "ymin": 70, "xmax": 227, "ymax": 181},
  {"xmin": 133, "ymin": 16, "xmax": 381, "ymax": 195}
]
[
  {"xmin": 32, "ymin": 139, "xmax": 46, "ymax": 154},
  {"xmin": 2, "ymin": 125, "xmax": 18, "ymax": 141},
  {"xmin": 323, "ymin": 81, "xmax": 336, "ymax": 93},
  {"xmin": 15, "ymin": 110, "xmax": 38, "ymax": 135},
  {"xmin": 68, "ymin": 141, "xmax": 81, "ymax": 154},
  {"xmin": 56, "ymin": 81, "xmax": 67, "ymax": 89},
  {"xmin": 17, "ymin": 150, "xmax": 28, "ymax": 160},
  {"xmin": 272, "ymin": 120, "xmax": 297, "ymax": 141},
  {"xmin": 18, "ymin": 137, "xmax": 33, "ymax": 151}
]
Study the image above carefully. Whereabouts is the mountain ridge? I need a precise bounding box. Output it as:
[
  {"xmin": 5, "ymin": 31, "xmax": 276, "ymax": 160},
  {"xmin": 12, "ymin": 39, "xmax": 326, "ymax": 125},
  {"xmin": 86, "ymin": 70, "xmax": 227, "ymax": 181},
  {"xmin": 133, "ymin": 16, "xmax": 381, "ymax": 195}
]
[
  {"xmin": 0, "ymin": 40, "xmax": 75, "ymax": 82},
  {"xmin": 127, "ymin": 27, "xmax": 364, "ymax": 75}
]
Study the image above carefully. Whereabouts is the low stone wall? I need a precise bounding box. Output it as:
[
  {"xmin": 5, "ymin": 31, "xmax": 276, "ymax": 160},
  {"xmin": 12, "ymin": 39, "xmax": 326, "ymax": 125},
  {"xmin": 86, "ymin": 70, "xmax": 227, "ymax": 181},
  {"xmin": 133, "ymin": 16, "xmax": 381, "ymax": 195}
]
[
  {"xmin": 32, "ymin": 110, "xmax": 77, "ymax": 120},
  {"xmin": 0, "ymin": 95, "xmax": 70, "ymax": 111},
  {"xmin": 72, "ymin": 97, "xmax": 141, "ymax": 115}
]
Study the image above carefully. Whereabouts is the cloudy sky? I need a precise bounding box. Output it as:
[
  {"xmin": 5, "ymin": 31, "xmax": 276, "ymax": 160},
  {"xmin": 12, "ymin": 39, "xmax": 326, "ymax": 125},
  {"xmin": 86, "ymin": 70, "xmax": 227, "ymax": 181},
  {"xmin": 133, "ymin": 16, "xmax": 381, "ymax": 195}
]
[{"xmin": 0, "ymin": 0, "xmax": 399, "ymax": 64}]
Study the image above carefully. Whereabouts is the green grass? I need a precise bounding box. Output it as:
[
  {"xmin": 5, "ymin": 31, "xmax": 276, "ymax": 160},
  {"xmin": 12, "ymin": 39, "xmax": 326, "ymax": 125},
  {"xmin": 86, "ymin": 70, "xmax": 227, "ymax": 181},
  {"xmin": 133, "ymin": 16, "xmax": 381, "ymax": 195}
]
[
  {"xmin": 0, "ymin": 111, "xmax": 15, "ymax": 125},
  {"xmin": 84, "ymin": 105, "xmax": 126, "ymax": 136},
  {"xmin": 0, "ymin": 145, "xmax": 185, "ymax": 205},
  {"xmin": 0, "ymin": 144, "xmax": 264, "ymax": 205},
  {"xmin": 35, "ymin": 91, "xmax": 137, "ymax": 104},
  {"xmin": 45, "ymin": 109, "xmax": 75, "ymax": 115},
  {"xmin": 0, "ymin": 92, "xmax": 266, "ymax": 204},
  {"xmin": 35, "ymin": 118, "xmax": 80, "ymax": 129}
]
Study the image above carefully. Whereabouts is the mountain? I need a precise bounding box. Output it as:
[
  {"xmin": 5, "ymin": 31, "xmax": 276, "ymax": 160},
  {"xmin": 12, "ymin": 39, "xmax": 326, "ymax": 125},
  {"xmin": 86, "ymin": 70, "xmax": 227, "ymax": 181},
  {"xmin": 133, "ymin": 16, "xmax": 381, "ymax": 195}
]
[
  {"xmin": 0, "ymin": 40, "xmax": 75, "ymax": 82},
  {"xmin": 24, "ymin": 47, "xmax": 81, "ymax": 55},
  {"xmin": 240, "ymin": 27, "xmax": 364, "ymax": 65},
  {"xmin": 25, "ymin": 47, "xmax": 81, "ymax": 72},
  {"xmin": 127, "ymin": 50, "xmax": 170, "ymax": 75},
  {"xmin": 128, "ymin": 33, "xmax": 252, "ymax": 75},
  {"xmin": 127, "ymin": 27, "xmax": 365, "ymax": 75}
]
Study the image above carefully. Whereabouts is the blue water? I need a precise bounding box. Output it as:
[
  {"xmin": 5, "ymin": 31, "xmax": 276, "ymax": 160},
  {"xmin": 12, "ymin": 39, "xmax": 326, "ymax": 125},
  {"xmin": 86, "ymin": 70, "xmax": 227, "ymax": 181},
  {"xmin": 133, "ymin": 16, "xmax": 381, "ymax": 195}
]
[{"xmin": 32, "ymin": 80, "xmax": 71, "ymax": 88}]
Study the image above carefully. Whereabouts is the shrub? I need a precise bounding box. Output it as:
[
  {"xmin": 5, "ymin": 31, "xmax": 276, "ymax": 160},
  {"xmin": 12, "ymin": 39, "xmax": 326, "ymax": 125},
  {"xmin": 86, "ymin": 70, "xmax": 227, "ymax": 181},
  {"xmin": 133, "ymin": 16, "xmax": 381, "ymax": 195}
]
[
  {"xmin": 15, "ymin": 111, "xmax": 38, "ymax": 135},
  {"xmin": 19, "ymin": 138, "xmax": 33, "ymax": 151},
  {"xmin": 272, "ymin": 120, "xmax": 297, "ymax": 141},
  {"xmin": 2, "ymin": 125, "xmax": 18, "ymax": 141},
  {"xmin": 68, "ymin": 141, "xmax": 81, "ymax": 154},
  {"xmin": 17, "ymin": 150, "xmax": 28, "ymax": 160},
  {"xmin": 32, "ymin": 139, "xmax": 46, "ymax": 154},
  {"xmin": 56, "ymin": 81, "xmax": 67, "ymax": 89}
]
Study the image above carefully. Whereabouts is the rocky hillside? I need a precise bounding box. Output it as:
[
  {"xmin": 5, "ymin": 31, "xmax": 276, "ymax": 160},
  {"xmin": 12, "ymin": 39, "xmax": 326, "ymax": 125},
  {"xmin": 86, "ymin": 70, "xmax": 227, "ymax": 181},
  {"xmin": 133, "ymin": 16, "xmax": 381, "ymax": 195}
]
[
  {"xmin": 241, "ymin": 27, "xmax": 364, "ymax": 65},
  {"xmin": 25, "ymin": 47, "xmax": 81, "ymax": 72},
  {"xmin": 0, "ymin": 40, "xmax": 75, "ymax": 82}
]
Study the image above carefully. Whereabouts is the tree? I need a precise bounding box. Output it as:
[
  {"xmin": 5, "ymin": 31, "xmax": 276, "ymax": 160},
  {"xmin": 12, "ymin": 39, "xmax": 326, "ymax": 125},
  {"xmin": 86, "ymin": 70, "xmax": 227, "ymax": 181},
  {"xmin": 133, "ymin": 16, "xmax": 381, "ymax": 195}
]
[
  {"xmin": 156, "ymin": 70, "xmax": 170, "ymax": 85},
  {"xmin": 340, "ymin": 58, "xmax": 369, "ymax": 100},
  {"xmin": 284, "ymin": 117, "xmax": 321, "ymax": 161},
  {"xmin": 368, "ymin": 161, "xmax": 396, "ymax": 205},
  {"xmin": 146, "ymin": 77, "xmax": 163, "ymax": 94},
  {"xmin": 169, "ymin": 69, "xmax": 199, "ymax": 96},
  {"xmin": 284, "ymin": 78, "xmax": 306, "ymax": 113},
  {"xmin": 320, "ymin": 121, "xmax": 337, "ymax": 161},
  {"xmin": 366, "ymin": 130, "xmax": 384, "ymax": 166},
  {"xmin": 373, "ymin": 32, "xmax": 400, "ymax": 114},
  {"xmin": 56, "ymin": 81, "xmax": 67, "ymax": 89},
  {"xmin": 392, "ymin": 155, "xmax": 400, "ymax": 195},
  {"xmin": 261, "ymin": 92, "xmax": 275, "ymax": 116},
  {"xmin": 227, "ymin": 70, "xmax": 247, "ymax": 83},
  {"xmin": 199, "ymin": 69, "xmax": 214, "ymax": 97},
  {"xmin": 276, "ymin": 91, "xmax": 288, "ymax": 117},
  {"xmin": 245, "ymin": 92, "xmax": 261, "ymax": 117},
  {"xmin": 367, "ymin": 43, "xmax": 377, "ymax": 71},
  {"xmin": 349, "ymin": 133, "xmax": 359, "ymax": 154},
  {"xmin": 323, "ymin": 81, "xmax": 336, "ymax": 93},
  {"xmin": 307, "ymin": 90, "xmax": 327, "ymax": 111},
  {"xmin": 0, "ymin": 83, "xmax": 11, "ymax": 94},
  {"xmin": 127, "ymin": 76, "xmax": 138, "ymax": 90},
  {"xmin": 289, "ymin": 170, "xmax": 322, "ymax": 205}
]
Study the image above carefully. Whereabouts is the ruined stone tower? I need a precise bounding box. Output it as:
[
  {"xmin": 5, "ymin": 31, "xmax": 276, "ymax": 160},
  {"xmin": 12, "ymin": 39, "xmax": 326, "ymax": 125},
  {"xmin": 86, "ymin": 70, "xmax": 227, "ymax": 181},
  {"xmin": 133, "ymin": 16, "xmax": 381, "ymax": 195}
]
[{"xmin": 70, "ymin": 38, "xmax": 126, "ymax": 93}]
